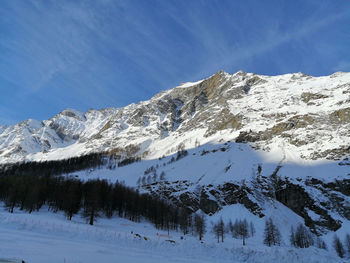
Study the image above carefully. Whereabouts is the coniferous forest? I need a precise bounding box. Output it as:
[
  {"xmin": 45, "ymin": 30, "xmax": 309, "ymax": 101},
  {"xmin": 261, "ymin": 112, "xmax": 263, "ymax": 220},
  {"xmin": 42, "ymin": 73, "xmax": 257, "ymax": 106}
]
[
  {"xmin": 0, "ymin": 174, "xmax": 185, "ymax": 230},
  {"xmin": 0, "ymin": 152, "xmax": 107, "ymax": 177},
  {"xmin": 0, "ymin": 154, "xmax": 193, "ymax": 233}
]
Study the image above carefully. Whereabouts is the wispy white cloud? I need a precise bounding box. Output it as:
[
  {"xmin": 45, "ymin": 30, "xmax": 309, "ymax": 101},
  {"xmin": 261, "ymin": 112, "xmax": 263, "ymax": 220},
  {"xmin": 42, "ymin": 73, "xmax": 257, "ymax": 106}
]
[
  {"xmin": 164, "ymin": 2, "xmax": 349, "ymax": 78},
  {"xmin": 1, "ymin": 0, "xmax": 350, "ymax": 125},
  {"xmin": 4, "ymin": 0, "xmax": 348, "ymax": 96}
]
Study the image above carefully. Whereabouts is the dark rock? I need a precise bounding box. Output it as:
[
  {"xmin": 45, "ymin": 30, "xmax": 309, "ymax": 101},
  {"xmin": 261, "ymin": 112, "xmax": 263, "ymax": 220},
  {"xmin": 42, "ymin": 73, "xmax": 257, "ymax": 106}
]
[
  {"xmin": 199, "ymin": 190, "xmax": 220, "ymax": 214},
  {"xmin": 275, "ymin": 182, "xmax": 341, "ymax": 233},
  {"xmin": 219, "ymin": 183, "xmax": 264, "ymax": 217}
]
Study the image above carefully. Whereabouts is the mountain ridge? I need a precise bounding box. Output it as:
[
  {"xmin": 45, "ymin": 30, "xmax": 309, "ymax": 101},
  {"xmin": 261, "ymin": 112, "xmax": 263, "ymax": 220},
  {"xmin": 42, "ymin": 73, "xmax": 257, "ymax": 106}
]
[{"xmin": 0, "ymin": 70, "xmax": 349, "ymax": 164}]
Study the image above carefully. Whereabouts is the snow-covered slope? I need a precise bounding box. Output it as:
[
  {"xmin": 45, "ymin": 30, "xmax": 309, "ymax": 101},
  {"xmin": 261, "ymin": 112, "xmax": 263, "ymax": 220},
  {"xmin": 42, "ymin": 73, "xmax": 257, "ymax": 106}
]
[
  {"xmin": 0, "ymin": 70, "xmax": 349, "ymax": 164},
  {"xmin": 1, "ymin": 70, "xmax": 350, "ymax": 261}
]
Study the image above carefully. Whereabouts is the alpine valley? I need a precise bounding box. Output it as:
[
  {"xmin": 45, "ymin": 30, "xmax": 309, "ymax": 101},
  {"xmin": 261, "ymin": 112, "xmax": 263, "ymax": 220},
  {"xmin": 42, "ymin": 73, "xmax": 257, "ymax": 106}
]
[{"xmin": 1, "ymin": 70, "xmax": 350, "ymax": 262}]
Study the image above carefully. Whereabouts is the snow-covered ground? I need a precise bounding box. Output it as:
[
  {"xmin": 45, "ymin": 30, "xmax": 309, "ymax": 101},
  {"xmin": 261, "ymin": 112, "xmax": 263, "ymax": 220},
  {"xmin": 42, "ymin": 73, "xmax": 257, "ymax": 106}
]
[{"xmin": 0, "ymin": 205, "xmax": 346, "ymax": 263}]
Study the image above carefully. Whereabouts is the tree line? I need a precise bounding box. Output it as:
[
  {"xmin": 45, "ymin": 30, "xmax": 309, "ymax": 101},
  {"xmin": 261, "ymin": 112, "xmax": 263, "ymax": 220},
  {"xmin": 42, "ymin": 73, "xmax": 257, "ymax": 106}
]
[
  {"xmin": 0, "ymin": 152, "xmax": 107, "ymax": 177},
  {"xmin": 0, "ymin": 154, "xmax": 204, "ymax": 238},
  {"xmin": 0, "ymin": 151, "xmax": 145, "ymax": 178}
]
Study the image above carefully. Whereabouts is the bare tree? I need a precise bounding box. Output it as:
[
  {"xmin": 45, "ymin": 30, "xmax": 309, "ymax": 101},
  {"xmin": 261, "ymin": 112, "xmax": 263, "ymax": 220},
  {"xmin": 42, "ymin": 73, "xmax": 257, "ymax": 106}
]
[
  {"xmin": 232, "ymin": 219, "xmax": 249, "ymax": 245},
  {"xmin": 213, "ymin": 218, "xmax": 225, "ymax": 243},
  {"xmin": 179, "ymin": 209, "xmax": 190, "ymax": 235},
  {"xmin": 263, "ymin": 218, "xmax": 281, "ymax": 246},
  {"xmin": 160, "ymin": 171, "xmax": 166, "ymax": 181},
  {"xmin": 315, "ymin": 236, "xmax": 327, "ymax": 250},
  {"xmin": 146, "ymin": 175, "xmax": 152, "ymax": 184},
  {"xmin": 218, "ymin": 218, "xmax": 225, "ymax": 242},
  {"xmin": 194, "ymin": 213, "xmax": 206, "ymax": 241},
  {"xmin": 345, "ymin": 233, "xmax": 350, "ymax": 256},
  {"xmin": 152, "ymin": 172, "xmax": 157, "ymax": 183},
  {"xmin": 290, "ymin": 226, "xmax": 296, "ymax": 247},
  {"xmin": 213, "ymin": 222, "xmax": 220, "ymax": 243},
  {"xmin": 291, "ymin": 223, "xmax": 314, "ymax": 248},
  {"xmin": 257, "ymin": 164, "xmax": 262, "ymax": 176},
  {"xmin": 333, "ymin": 235, "xmax": 345, "ymax": 258},
  {"xmin": 228, "ymin": 220, "xmax": 234, "ymax": 235},
  {"xmin": 249, "ymin": 221, "xmax": 256, "ymax": 237}
]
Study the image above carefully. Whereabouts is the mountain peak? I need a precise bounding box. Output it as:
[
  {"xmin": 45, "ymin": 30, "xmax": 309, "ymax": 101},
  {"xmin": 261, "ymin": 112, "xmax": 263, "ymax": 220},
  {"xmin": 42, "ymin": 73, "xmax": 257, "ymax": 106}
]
[
  {"xmin": 233, "ymin": 69, "xmax": 246, "ymax": 75},
  {"xmin": 58, "ymin": 108, "xmax": 85, "ymax": 121}
]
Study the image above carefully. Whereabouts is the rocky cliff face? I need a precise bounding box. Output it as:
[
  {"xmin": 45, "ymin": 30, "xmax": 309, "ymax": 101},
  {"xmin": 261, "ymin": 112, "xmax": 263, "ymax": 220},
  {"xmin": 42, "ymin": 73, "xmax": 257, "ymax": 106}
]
[{"xmin": 137, "ymin": 151, "xmax": 350, "ymax": 235}]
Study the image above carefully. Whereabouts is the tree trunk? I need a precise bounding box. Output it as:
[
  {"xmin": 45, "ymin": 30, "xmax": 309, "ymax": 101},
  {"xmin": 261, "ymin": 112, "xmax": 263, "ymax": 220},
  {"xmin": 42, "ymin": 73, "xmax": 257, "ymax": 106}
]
[{"xmin": 89, "ymin": 211, "xmax": 94, "ymax": 225}]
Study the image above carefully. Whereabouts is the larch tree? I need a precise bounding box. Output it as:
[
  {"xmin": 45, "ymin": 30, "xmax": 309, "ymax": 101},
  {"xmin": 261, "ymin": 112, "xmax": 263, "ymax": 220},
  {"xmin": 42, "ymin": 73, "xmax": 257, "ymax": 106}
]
[
  {"xmin": 344, "ymin": 233, "xmax": 350, "ymax": 256},
  {"xmin": 291, "ymin": 223, "xmax": 314, "ymax": 248},
  {"xmin": 333, "ymin": 235, "xmax": 345, "ymax": 258},
  {"xmin": 194, "ymin": 213, "xmax": 206, "ymax": 241},
  {"xmin": 263, "ymin": 218, "xmax": 281, "ymax": 246},
  {"xmin": 232, "ymin": 219, "xmax": 249, "ymax": 246}
]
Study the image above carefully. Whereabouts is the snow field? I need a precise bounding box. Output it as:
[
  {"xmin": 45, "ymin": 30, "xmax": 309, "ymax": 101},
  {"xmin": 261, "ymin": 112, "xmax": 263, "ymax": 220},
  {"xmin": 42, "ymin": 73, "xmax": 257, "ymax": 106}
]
[
  {"xmin": 0, "ymin": 205, "xmax": 346, "ymax": 263},
  {"xmin": 71, "ymin": 141, "xmax": 349, "ymax": 187}
]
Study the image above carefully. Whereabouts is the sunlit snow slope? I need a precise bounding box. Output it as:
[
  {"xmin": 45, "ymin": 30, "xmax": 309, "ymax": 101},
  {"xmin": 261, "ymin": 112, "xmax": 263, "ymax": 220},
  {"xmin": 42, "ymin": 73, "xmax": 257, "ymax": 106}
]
[{"xmin": 0, "ymin": 70, "xmax": 349, "ymax": 164}]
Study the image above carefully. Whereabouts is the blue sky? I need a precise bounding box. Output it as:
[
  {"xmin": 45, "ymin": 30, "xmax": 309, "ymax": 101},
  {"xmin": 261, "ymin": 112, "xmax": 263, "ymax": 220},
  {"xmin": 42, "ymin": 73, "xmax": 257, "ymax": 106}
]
[{"xmin": 1, "ymin": 0, "xmax": 350, "ymax": 125}]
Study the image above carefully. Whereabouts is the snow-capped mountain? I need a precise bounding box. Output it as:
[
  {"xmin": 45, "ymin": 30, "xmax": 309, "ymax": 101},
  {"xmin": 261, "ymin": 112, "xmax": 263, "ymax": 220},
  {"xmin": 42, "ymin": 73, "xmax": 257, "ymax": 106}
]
[
  {"xmin": 0, "ymin": 70, "xmax": 349, "ymax": 164},
  {"xmin": 1, "ymin": 70, "xmax": 350, "ymax": 237}
]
